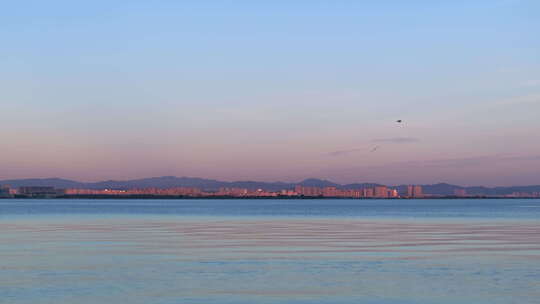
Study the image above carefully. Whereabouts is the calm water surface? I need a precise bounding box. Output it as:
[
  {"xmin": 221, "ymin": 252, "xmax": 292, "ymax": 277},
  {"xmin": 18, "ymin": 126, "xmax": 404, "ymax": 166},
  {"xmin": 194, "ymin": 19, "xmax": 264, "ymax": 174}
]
[{"xmin": 1, "ymin": 199, "xmax": 539, "ymax": 304}]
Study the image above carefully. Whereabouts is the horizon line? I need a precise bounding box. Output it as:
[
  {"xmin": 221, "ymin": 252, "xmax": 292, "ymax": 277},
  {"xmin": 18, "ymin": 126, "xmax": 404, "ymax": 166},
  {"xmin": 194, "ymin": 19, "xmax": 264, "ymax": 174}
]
[{"xmin": 2, "ymin": 175, "xmax": 539, "ymax": 188}]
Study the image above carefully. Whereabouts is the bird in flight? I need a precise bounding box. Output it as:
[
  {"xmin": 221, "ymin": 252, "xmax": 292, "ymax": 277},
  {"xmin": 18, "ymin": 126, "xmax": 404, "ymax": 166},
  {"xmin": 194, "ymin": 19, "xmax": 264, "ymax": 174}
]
[{"xmin": 396, "ymin": 119, "xmax": 402, "ymax": 123}]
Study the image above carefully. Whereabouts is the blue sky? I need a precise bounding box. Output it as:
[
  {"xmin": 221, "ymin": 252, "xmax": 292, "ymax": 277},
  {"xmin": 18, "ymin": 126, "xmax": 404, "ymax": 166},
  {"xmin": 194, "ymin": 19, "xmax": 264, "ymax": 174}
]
[{"xmin": 1, "ymin": 1, "xmax": 539, "ymax": 185}]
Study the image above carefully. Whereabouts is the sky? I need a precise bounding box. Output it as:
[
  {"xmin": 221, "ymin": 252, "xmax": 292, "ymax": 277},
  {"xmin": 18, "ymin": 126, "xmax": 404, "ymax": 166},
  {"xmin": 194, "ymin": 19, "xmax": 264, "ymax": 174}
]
[{"xmin": 1, "ymin": 0, "xmax": 539, "ymax": 186}]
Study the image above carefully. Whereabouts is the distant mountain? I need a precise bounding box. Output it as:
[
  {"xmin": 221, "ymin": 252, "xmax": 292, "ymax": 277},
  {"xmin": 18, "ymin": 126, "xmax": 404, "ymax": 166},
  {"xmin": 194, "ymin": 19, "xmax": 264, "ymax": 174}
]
[
  {"xmin": 0, "ymin": 176, "xmax": 294, "ymax": 191},
  {"xmin": 88, "ymin": 176, "xmax": 226, "ymax": 190},
  {"xmin": 421, "ymin": 183, "xmax": 464, "ymax": 196},
  {"xmin": 1, "ymin": 176, "xmax": 539, "ymax": 196},
  {"xmin": 342, "ymin": 183, "xmax": 382, "ymax": 190},
  {"xmin": 226, "ymin": 181, "xmax": 293, "ymax": 191},
  {"xmin": 297, "ymin": 178, "xmax": 339, "ymax": 188},
  {"xmin": 0, "ymin": 178, "xmax": 86, "ymax": 189},
  {"xmin": 466, "ymin": 185, "xmax": 540, "ymax": 196}
]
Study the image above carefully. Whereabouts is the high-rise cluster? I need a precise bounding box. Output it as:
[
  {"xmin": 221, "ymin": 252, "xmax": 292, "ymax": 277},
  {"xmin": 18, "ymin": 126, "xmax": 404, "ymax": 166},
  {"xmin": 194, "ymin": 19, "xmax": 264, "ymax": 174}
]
[{"xmin": 407, "ymin": 185, "xmax": 424, "ymax": 198}]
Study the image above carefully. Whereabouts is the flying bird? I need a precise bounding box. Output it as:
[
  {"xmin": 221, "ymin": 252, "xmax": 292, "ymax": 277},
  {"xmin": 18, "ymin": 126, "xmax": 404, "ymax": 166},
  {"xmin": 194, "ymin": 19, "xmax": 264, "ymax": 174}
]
[
  {"xmin": 370, "ymin": 146, "xmax": 380, "ymax": 152},
  {"xmin": 396, "ymin": 120, "xmax": 402, "ymax": 123}
]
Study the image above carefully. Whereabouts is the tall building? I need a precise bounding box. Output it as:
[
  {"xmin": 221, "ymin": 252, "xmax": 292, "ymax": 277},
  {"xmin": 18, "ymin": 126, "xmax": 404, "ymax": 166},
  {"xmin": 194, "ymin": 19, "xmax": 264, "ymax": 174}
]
[
  {"xmin": 363, "ymin": 188, "xmax": 374, "ymax": 198},
  {"xmin": 323, "ymin": 187, "xmax": 339, "ymax": 197},
  {"xmin": 407, "ymin": 185, "xmax": 423, "ymax": 198},
  {"xmin": 295, "ymin": 186, "xmax": 322, "ymax": 197},
  {"xmin": 374, "ymin": 186, "xmax": 388, "ymax": 198}
]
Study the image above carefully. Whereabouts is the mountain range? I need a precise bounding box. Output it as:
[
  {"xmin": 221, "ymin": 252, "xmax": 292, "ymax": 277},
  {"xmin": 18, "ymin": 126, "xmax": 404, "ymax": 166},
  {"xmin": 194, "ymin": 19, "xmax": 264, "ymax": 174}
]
[{"xmin": 1, "ymin": 176, "xmax": 540, "ymax": 196}]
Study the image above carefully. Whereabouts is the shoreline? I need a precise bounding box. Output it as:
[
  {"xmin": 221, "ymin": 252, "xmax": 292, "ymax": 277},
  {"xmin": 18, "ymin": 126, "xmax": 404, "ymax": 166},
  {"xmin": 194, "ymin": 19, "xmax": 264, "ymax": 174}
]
[{"xmin": 2, "ymin": 195, "xmax": 540, "ymax": 200}]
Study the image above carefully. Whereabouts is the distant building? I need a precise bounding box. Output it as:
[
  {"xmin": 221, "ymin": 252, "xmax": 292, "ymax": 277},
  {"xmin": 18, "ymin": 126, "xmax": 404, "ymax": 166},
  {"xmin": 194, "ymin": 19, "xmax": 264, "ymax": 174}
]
[
  {"xmin": 323, "ymin": 186, "xmax": 339, "ymax": 197},
  {"xmin": 280, "ymin": 189, "xmax": 297, "ymax": 196},
  {"xmin": 18, "ymin": 186, "xmax": 63, "ymax": 197},
  {"xmin": 506, "ymin": 192, "xmax": 536, "ymax": 198},
  {"xmin": 374, "ymin": 186, "xmax": 388, "ymax": 198},
  {"xmin": 217, "ymin": 187, "xmax": 249, "ymax": 196},
  {"xmin": 295, "ymin": 186, "xmax": 323, "ymax": 197},
  {"xmin": 351, "ymin": 189, "xmax": 362, "ymax": 198},
  {"xmin": 407, "ymin": 185, "xmax": 423, "ymax": 198},
  {"xmin": 0, "ymin": 185, "xmax": 12, "ymax": 197},
  {"xmin": 454, "ymin": 188, "xmax": 467, "ymax": 197},
  {"xmin": 363, "ymin": 188, "xmax": 374, "ymax": 198}
]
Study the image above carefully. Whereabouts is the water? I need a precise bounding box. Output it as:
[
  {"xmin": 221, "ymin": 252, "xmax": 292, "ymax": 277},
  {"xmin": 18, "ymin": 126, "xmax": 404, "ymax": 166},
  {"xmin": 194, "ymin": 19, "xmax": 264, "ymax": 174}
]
[{"xmin": 1, "ymin": 199, "xmax": 539, "ymax": 304}]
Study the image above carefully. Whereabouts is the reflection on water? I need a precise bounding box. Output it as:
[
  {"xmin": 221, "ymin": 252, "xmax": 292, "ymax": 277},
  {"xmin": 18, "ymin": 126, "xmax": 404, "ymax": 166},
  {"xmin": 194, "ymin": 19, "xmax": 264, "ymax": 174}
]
[{"xmin": 1, "ymin": 217, "xmax": 539, "ymax": 304}]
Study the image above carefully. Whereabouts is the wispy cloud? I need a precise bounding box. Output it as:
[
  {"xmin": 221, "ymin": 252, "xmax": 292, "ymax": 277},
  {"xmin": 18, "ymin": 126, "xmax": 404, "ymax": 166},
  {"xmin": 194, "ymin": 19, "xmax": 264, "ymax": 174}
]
[
  {"xmin": 368, "ymin": 154, "xmax": 540, "ymax": 169},
  {"xmin": 371, "ymin": 137, "xmax": 420, "ymax": 144},
  {"xmin": 326, "ymin": 137, "xmax": 419, "ymax": 157},
  {"xmin": 325, "ymin": 148, "xmax": 365, "ymax": 157},
  {"xmin": 317, "ymin": 153, "xmax": 540, "ymax": 186}
]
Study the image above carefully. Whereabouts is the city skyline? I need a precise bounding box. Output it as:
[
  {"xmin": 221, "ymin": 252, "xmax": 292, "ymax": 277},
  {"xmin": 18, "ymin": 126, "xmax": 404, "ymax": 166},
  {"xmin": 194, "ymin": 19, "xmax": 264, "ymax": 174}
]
[
  {"xmin": 4, "ymin": 182, "xmax": 540, "ymax": 199},
  {"xmin": 2, "ymin": 175, "xmax": 540, "ymax": 192},
  {"xmin": 2, "ymin": 1, "xmax": 540, "ymax": 186}
]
